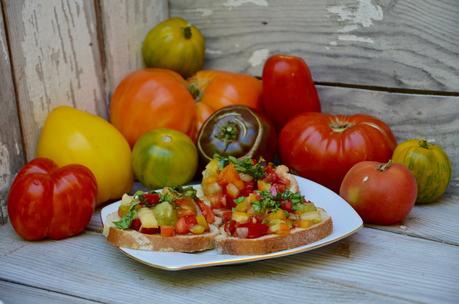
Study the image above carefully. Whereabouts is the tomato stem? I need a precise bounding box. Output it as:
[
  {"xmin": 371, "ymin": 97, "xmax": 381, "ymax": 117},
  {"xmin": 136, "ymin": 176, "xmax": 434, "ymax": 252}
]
[
  {"xmin": 183, "ymin": 26, "xmax": 192, "ymax": 39},
  {"xmin": 329, "ymin": 120, "xmax": 354, "ymax": 133},
  {"xmin": 377, "ymin": 160, "xmax": 392, "ymax": 172},
  {"xmin": 419, "ymin": 139, "xmax": 430, "ymax": 149},
  {"xmin": 216, "ymin": 121, "xmax": 239, "ymax": 149}
]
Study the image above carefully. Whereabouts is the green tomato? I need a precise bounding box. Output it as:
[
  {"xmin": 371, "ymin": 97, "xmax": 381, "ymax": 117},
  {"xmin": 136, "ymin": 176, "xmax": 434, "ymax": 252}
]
[
  {"xmin": 132, "ymin": 128, "xmax": 198, "ymax": 189},
  {"xmin": 142, "ymin": 17, "xmax": 205, "ymax": 78}
]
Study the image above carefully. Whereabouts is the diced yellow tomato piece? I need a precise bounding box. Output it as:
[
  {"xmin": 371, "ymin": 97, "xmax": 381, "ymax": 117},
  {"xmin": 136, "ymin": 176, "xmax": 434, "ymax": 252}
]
[
  {"xmin": 295, "ymin": 219, "xmax": 313, "ymax": 229},
  {"xmin": 190, "ymin": 224, "xmax": 206, "ymax": 235},
  {"xmin": 232, "ymin": 211, "xmax": 250, "ymax": 224},
  {"xmin": 195, "ymin": 215, "xmax": 209, "ymax": 230},
  {"xmin": 226, "ymin": 183, "xmax": 240, "ymax": 198},
  {"xmin": 137, "ymin": 207, "xmax": 158, "ymax": 228},
  {"xmin": 257, "ymin": 180, "xmax": 271, "ymax": 191},
  {"xmin": 269, "ymin": 221, "xmax": 290, "ymax": 235},
  {"xmin": 203, "ymin": 159, "xmax": 219, "ymax": 179},
  {"xmin": 219, "ymin": 163, "xmax": 244, "ymax": 189},
  {"xmin": 266, "ymin": 209, "xmax": 287, "ymax": 221},
  {"xmin": 235, "ymin": 199, "xmax": 251, "ymax": 212},
  {"xmin": 117, "ymin": 204, "xmax": 130, "ymax": 217}
]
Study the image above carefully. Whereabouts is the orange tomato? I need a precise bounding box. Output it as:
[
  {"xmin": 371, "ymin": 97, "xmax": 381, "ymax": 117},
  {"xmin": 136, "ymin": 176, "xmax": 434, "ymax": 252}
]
[
  {"xmin": 110, "ymin": 69, "xmax": 196, "ymax": 147},
  {"xmin": 188, "ymin": 70, "xmax": 262, "ymax": 132}
]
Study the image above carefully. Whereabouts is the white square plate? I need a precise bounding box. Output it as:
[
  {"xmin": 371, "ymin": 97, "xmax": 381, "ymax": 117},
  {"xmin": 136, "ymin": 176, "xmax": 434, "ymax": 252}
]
[{"xmin": 101, "ymin": 175, "xmax": 363, "ymax": 271}]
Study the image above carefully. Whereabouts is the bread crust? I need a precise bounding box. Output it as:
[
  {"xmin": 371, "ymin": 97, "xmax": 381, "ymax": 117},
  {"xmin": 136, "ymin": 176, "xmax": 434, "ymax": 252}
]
[
  {"xmin": 215, "ymin": 216, "xmax": 333, "ymax": 255},
  {"xmin": 107, "ymin": 226, "xmax": 218, "ymax": 252}
]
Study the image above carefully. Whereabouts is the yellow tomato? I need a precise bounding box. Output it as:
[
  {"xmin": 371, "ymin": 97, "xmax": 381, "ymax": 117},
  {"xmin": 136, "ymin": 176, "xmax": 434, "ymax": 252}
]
[
  {"xmin": 142, "ymin": 17, "xmax": 205, "ymax": 78},
  {"xmin": 37, "ymin": 106, "xmax": 133, "ymax": 205}
]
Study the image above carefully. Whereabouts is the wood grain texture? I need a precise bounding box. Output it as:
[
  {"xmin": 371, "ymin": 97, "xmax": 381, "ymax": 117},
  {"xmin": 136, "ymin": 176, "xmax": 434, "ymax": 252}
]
[
  {"xmin": 0, "ymin": 1, "xmax": 25, "ymax": 225},
  {"xmin": 99, "ymin": 0, "xmax": 168, "ymax": 94},
  {"xmin": 0, "ymin": 280, "xmax": 99, "ymax": 304},
  {"xmin": 3, "ymin": 0, "xmax": 106, "ymax": 160},
  {"xmin": 0, "ymin": 224, "xmax": 458, "ymax": 303},
  {"xmin": 170, "ymin": 0, "xmax": 459, "ymax": 92}
]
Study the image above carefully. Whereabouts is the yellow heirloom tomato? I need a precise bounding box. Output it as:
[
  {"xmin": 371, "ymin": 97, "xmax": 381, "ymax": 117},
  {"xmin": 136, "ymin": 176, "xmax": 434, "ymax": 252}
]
[{"xmin": 37, "ymin": 106, "xmax": 133, "ymax": 205}]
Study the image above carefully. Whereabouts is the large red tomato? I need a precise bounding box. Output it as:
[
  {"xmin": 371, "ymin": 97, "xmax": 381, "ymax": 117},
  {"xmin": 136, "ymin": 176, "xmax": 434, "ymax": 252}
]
[
  {"xmin": 110, "ymin": 68, "xmax": 196, "ymax": 147},
  {"xmin": 8, "ymin": 158, "xmax": 97, "ymax": 241},
  {"xmin": 339, "ymin": 160, "xmax": 417, "ymax": 225},
  {"xmin": 188, "ymin": 70, "xmax": 262, "ymax": 133},
  {"xmin": 279, "ymin": 113, "xmax": 397, "ymax": 192},
  {"xmin": 262, "ymin": 54, "xmax": 321, "ymax": 129}
]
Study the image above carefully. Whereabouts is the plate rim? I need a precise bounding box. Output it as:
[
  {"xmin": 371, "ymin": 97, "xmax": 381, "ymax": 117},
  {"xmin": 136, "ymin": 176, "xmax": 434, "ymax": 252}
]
[{"xmin": 101, "ymin": 176, "xmax": 363, "ymax": 271}]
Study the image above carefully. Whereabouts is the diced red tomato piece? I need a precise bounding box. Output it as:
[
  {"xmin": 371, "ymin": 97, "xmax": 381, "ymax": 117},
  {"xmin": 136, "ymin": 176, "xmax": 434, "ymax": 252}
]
[
  {"xmin": 224, "ymin": 220, "xmax": 237, "ymax": 236},
  {"xmin": 240, "ymin": 180, "xmax": 255, "ymax": 197},
  {"xmin": 222, "ymin": 210, "xmax": 233, "ymax": 223},
  {"xmin": 140, "ymin": 227, "xmax": 160, "ymax": 234},
  {"xmin": 280, "ymin": 200, "xmax": 293, "ymax": 212},
  {"xmin": 175, "ymin": 217, "xmax": 189, "ymax": 234},
  {"xmin": 197, "ymin": 200, "xmax": 215, "ymax": 224},
  {"xmin": 176, "ymin": 198, "xmax": 197, "ymax": 217},
  {"xmin": 224, "ymin": 194, "xmax": 237, "ymax": 208},
  {"xmin": 237, "ymin": 222, "xmax": 269, "ymax": 239},
  {"xmin": 160, "ymin": 226, "xmax": 175, "ymax": 237},
  {"xmin": 130, "ymin": 218, "xmax": 141, "ymax": 231},
  {"xmin": 143, "ymin": 193, "xmax": 160, "ymax": 205},
  {"xmin": 184, "ymin": 215, "xmax": 198, "ymax": 226}
]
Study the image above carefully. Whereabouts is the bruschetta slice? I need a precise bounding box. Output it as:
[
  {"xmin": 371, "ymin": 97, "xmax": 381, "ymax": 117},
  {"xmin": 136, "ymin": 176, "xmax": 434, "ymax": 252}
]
[{"xmin": 104, "ymin": 186, "xmax": 218, "ymax": 252}]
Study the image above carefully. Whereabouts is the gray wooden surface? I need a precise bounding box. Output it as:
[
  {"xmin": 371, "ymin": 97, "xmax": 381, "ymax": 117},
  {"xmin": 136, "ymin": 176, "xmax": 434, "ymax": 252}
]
[
  {"xmin": 1, "ymin": 224, "xmax": 458, "ymax": 304},
  {"xmin": 0, "ymin": 0, "xmax": 24, "ymax": 224},
  {"xmin": 170, "ymin": 0, "xmax": 459, "ymax": 92},
  {"xmin": 3, "ymin": 0, "xmax": 107, "ymax": 160}
]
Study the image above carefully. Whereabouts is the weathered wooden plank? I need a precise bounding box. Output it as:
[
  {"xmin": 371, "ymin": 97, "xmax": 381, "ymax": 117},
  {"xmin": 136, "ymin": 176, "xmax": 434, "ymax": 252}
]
[
  {"xmin": 3, "ymin": 0, "xmax": 106, "ymax": 160},
  {"xmin": 170, "ymin": 0, "xmax": 459, "ymax": 92},
  {"xmin": 0, "ymin": 280, "xmax": 99, "ymax": 304},
  {"xmin": 1, "ymin": 224, "xmax": 457, "ymax": 303},
  {"xmin": 99, "ymin": 0, "xmax": 168, "ymax": 94},
  {"xmin": 0, "ymin": 1, "xmax": 25, "ymax": 225}
]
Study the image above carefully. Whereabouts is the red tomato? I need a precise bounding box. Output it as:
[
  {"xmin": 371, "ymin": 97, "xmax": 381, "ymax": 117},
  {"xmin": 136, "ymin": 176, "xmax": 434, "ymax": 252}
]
[
  {"xmin": 262, "ymin": 54, "xmax": 321, "ymax": 129},
  {"xmin": 197, "ymin": 200, "xmax": 215, "ymax": 224},
  {"xmin": 175, "ymin": 215, "xmax": 198, "ymax": 234},
  {"xmin": 237, "ymin": 222, "xmax": 269, "ymax": 238},
  {"xmin": 8, "ymin": 158, "xmax": 97, "ymax": 241},
  {"xmin": 160, "ymin": 226, "xmax": 175, "ymax": 237},
  {"xmin": 110, "ymin": 68, "xmax": 196, "ymax": 146},
  {"xmin": 339, "ymin": 161, "xmax": 417, "ymax": 225},
  {"xmin": 279, "ymin": 112, "xmax": 397, "ymax": 192},
  {"xmin": 142, "ymin": 193, "xmax": 160, "ymax": 206},
  {"xmin": 175, "ymin": 198, "xmax": 197, "ymax": 217}
]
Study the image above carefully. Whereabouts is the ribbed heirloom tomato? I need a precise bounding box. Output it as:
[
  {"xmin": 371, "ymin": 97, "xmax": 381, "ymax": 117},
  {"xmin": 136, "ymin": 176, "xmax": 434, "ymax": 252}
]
[
  {"xmin": 110, "ymin": 69, "xmax": 196, "ymax": 147},
  {"xmin": 279, "ymin": 113, "xmax": 397, "ymax": 192}
]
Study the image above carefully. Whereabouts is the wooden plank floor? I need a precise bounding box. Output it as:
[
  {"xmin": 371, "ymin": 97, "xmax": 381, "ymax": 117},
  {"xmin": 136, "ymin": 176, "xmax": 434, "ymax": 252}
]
[{"xmin": 1, "ymin": 223, "xmax": 458, "ymax": 304}]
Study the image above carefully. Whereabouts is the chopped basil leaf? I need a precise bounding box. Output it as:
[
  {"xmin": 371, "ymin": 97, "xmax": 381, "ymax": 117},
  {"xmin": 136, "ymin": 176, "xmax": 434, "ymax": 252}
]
[
  {"xmin": 214, "ymin": 154, "xmax": 266, "ymax": 179},
  {"xmin": 234, "ymin": 196, "xmax": 246, "ymax": 204},
  {"xmin": 113, "ymin": 201, "xmax": 140, "ymax": 229}
]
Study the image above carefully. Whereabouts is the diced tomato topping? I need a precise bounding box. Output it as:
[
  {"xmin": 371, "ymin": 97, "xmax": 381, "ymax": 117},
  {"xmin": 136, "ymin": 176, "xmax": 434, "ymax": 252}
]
[
  {"xmin": 237, "ymin": 222, "xmax": 269, "ymax": 239},
  {"xmin": 143, "ymin": 193, "xmax": 160, "ymax": 206},
  {"xmin": 160, "ymin": 226, "xmax": 175, "ymax": 237},
  {"xmin": 222, "ymin": 210, "xmax": 233, "ymax": 223},
  {"xmin": 224, "ymin": 194, "xmax": 237, "ymax": 208},
  {"xmin": 280, "ymin": 200, "xmax": 293, "ymax": 212},
  {"xmin": 197, "ymin": 200, "xmax": 215, "ymax": 224},
  {"xmin": 140, "ymin": 227, "xmax": 160, "ymax": 234},
  {"xmin": 176, "ymin": 198, "xmax": 197, "ymax": 217},
  {"xmin": 240, "ymin": 180, "xmax": 255, "ymax": 197},
  {"xmin": 130, "ymin": 218, "xmax": 141, "ymax": 231},
  {"xmin": 224, "ymin": 220, "xmax": 237, "ymax": 235},
  {"xmin": 184, "ymin": 215, "xmax": 198, "ymax": 226},
  {"xmin": 209, "ymin": 194, "xmax": 224, "ymax": 209},
  {"xmin": 175, "ymin": 217, "xmax": 189, "ymax": 234}
]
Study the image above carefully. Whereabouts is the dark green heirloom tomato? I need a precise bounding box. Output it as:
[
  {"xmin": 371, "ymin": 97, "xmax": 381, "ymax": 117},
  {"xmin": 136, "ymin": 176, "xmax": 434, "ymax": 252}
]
[
  {"xmin": 142, "ymin": 17, "xmax": 205, "ymax": 78},
  {"xmin": 132, "ymin": 128, "xmax": 198, "ymax": 189},
  {"xmin": 196, "ymin": 105, "xmax": 276, "ymax": 164}
]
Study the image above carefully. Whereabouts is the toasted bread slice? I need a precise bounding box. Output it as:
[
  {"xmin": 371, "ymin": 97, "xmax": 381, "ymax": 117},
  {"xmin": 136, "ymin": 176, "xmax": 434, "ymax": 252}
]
[
  {"xmin": 104, "ymin": 212, "xmax": 218, "ymax": 252},
  {"xmin": 215, "ymin": 211, "xmax": 332, "ymax": 255}
]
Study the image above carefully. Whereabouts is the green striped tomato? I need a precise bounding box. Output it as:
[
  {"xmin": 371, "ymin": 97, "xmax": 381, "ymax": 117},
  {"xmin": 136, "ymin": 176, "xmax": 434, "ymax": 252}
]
[
  {"xmin": 132, "ymin": 129, "xmax": 198, "ymax": 189},
  {"xmin": 392, "ymin": 139, "xmax": 451, "ymax": 203},
  {"xmin": 142, "ymin": 17, "xmax": 205, "ymax": 78}
]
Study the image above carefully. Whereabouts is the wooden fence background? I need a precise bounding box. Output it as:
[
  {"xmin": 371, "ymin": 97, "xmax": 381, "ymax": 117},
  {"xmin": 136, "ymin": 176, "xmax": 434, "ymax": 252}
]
[{"xmin": 0, "ymin": 0, "xmax": 458, "ymax": 225}]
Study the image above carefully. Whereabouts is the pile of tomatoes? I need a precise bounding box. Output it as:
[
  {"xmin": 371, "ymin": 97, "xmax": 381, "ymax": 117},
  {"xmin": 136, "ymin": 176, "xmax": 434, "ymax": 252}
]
[{"xmin": 8, "ymin": 17, "xmax": 452, "ymax": 242}]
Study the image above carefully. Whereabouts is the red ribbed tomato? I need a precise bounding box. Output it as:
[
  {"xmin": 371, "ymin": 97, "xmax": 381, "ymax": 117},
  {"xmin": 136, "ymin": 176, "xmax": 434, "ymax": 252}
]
[
  {"xmin": 110, "ymin": 69, "xmax": 196, "ymax": 147},
  {"xmin": 279, "ymin": 113, "xmax": 397, "ymax": 192}
]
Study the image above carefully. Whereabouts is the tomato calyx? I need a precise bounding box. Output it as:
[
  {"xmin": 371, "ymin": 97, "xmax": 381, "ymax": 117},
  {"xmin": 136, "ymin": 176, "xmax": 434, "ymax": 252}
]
[
  {"xmin": 329, "ymin": 119, "xmax": 355, "ymax": 133},
  {"xmin": 216, "ymin": 121, "xmax": 240, "ymax": 147},
  {"xmin": 377, "ymin": 160, "xmax": 393, "ymax": 172},
  {"xmin": 183, "ymin": 25, "xmax": 192, "ymax": 39},
  {"xmin": 418, "ymin": 139, "xmax": 430, "ymax": 149}
]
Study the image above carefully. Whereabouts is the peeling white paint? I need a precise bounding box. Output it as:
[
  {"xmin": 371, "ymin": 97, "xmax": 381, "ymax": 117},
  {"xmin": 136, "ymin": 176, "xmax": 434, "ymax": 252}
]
[
  {"xmin": 192, "ymin": 8, "xmax": 213, "ymax": 17},
  {"xmin": 206, "ymin": 49, "xmax": 223, "ymax": 55},
  {"xmin": 328, "ymin": 0, "xmax": 383, "ymax": 32},
  {"xmin": 0, "ymin": 144, "xmax": 11, "ymax": 192},
  {"xmin": 248, "ymin": 49, "xmax": 270, "ymax": 67},
  {"xmin": 224, "ymin": 0, "xmax": 268, "ymax": 7},
  {"xmin": 329, "ymin": 41, "xmax": 338, "ymax": 46},
  {"xmin": 15, "ymin": 142, "xmax": 20, "ymax": 155},
  {"xmin": 338, "ymin": 34, "xmax": 374, "ymax": 44}
]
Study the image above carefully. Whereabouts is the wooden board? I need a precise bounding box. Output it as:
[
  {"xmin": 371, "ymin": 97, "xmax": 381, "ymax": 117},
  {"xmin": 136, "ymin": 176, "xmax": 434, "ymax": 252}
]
[
  {"xmin": 98, "ymin": 0, "xmax": 168, "ymax": 95},
  {"xmin": 3, "ymin": 0, "xmax": 106, "ymax": 160},
  {"xmin": 170, "ymin": 0, "xmax": 459, "ymax": 92},
  {"xmin": 0, "ymin": 224, "xmax": 458, "ymax": 303},
  {"xmin": 0, "ymin": 280, "xmax": 98, "ymax": 304},
  {"xmin": 0, "ymin": 1, "xmax": 25, "ymax": 224}
]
